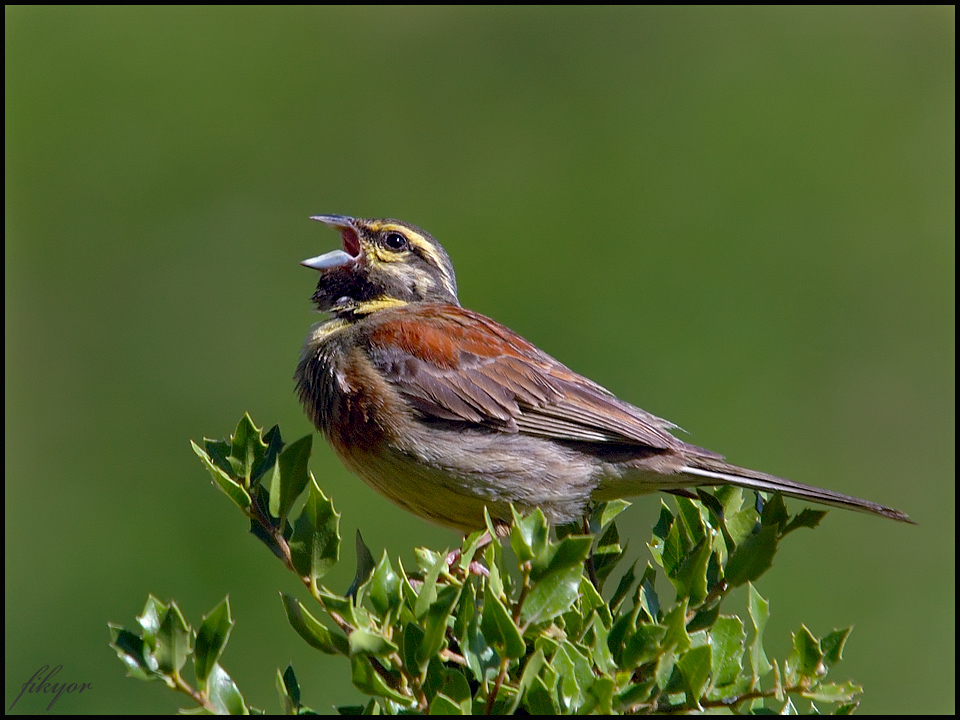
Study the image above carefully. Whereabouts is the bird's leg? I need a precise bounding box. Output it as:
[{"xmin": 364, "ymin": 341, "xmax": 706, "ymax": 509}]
[{"xmin": 446, "ymin": 530, "xmax": 494, "ymax": 577}]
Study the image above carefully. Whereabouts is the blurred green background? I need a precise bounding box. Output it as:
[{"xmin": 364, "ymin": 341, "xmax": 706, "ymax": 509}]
[{"xmin": 5, "ymin": 6, "xmax": 954, "ymax": 714}]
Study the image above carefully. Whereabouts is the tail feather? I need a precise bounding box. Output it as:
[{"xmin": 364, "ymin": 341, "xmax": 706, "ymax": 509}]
[{"xmin": 680, "ymin": 458, "xmax": 914, "ymax": 524}]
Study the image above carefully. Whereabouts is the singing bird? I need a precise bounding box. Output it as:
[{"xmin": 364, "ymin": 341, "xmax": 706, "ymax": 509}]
[{"xmin": 296, "ymin": 215, "xmax": 911, "ymax": 531}]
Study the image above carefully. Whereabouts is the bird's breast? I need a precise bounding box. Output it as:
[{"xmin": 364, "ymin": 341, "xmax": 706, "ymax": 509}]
[{"xmin": 298, "ymin": 321, "xmax": 407, "ymax": 453}]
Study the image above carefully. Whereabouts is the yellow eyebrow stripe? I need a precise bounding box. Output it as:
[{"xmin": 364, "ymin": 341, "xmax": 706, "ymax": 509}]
[{"xmin": 374, "ymin": 222, "xmax": 457, "ymax": 300}]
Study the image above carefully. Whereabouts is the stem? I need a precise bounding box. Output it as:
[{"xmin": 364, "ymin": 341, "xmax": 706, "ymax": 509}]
[
  {"xmin": 245, "ymin": 499, "xmax": 357, "ymax": 636},
  {"xmin": 486, "ymin": 564, "xmax": 532, "ymax": 713},
  {"xmin": 653, "ymin": 683, "xmax": 826, "ymax": 714},
  {"xmin": 440, "ymin": 648, "xmax": 468, "ymax": 666},
  {"xmin": 485, "ymin": 656, "xmax": 509, "ymax": 715},
  {"xmin": 512, "ymin": 567, "xmax": 531, "ymax": 625},
  {"xmin": 171, "ymin": 673, "xmax": 218, "ymax": 714}
]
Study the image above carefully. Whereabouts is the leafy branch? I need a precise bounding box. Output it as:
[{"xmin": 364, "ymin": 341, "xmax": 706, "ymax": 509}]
[{"xmin": 110, "ymin": 414, "xmax": 864, "ymax": 714}]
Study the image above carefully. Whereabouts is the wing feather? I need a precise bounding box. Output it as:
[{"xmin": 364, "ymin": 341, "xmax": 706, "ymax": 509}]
[{"xmin": 365, "ymin": 305, "xmax": 691, "ymax": 452}]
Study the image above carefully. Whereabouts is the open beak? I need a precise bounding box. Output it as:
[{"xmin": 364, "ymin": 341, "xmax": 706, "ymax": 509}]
[{"xmin": 302, "ymin": 215, "xmax": 363, "ymax": 271}]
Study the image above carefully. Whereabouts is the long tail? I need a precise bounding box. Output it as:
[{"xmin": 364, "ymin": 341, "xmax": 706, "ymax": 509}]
[{"xmin": 681, "ymin": 457, "xmax": 914, "ymax": 524}]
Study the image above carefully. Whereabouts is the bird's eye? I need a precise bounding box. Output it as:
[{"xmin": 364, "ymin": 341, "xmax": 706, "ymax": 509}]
[{"xmin": 383, "ymin": 232, "xmax": 409, "ymax": 252}]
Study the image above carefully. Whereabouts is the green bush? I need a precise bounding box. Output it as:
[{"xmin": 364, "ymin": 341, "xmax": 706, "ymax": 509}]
[{"xmin": 110, "ymin": 415, "xmax": 864, "ymax": 714}]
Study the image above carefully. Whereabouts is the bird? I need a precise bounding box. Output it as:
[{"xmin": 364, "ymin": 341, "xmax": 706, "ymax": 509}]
[{"xmin": 295, "ymin": 215, "xmax": 912, "ymax": 532}]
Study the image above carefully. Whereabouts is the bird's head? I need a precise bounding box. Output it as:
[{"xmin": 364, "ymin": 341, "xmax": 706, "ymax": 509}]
[{"xmin": 303, "ymin": 215, "xmax": 459, "ymax": 317}]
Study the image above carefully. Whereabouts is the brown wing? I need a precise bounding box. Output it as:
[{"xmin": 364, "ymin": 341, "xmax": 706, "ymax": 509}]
[{"xmin": 364, "ymin": 304, "xmax": 710, "ymax": 455}]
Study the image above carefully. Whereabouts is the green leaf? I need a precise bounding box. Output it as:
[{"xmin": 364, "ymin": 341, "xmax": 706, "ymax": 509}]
[
  {"xmin": 253, "ymin": 424, "xmax": 285, "ymax": 483},
  {"xmin": 288, "ymin": 476, "xmax": 340, "ymax": 589},
  {"xmin": 366, "ymin": 552, "xmax": 402, "ymax": 617},
  {"xmin": 671, "ymin": 537, "xmax": 710, "ymax": 603},
  {"xmin": 686, "ymin": 603, "xmax": 720, "ymax": 633},
  {"xmin": 413, "ymin": 546, "xmax": 444, "ymax": 574},
  {"xmin": 347, "ymin": 530, "xmax": 377, "ymax": 600},
  {"xmin": 592, "ymin": 499, "xmax": 632, "ymax": 532},
  {"xmin": 427, "ymin": 667, "xmax": 472, "ymax": 713},
  {"xmin": 698, "ymin": 489, "xmax": 736, "ymax": 559},
  {"xmin": 349, "ymin": 628, "xmax": 399, "ymax": 658},
  {"xmin": 801, "ymin": 680, "xmax": 862, "ymax": 703},
  {"xmin": 205, "ymin": 663, "xmax": 247, "ymax": 715},
  {"xmin": 584, "ymin": 615, "xmax": 616, "ymax": 675},
  {"xmin": 418, "ymin": 584, "xmax": 462, "ymax": 668},
  {"xmin": 452, "ymin": 576, "xmax": 474, "ymax": 640},
  {"xmin": 677, "ymin": 643, "xmax": 712, "ymax": 708},
  {"xmin": 247, "ymin": 495, "xmax": 286, "ymax": 559},
  {"xmin": 616, "ymin": 678, "xmax": 657, "ymax": 712},
  {"xmin": 522, "ymin": 535, "xmax": 592, "ymax": 624},
  {"xmin": 523, "ymin": 675, "xmax": 558, "ymax": 715},
  {"xmin": 676, "ymin": 496, "xmax": 706, "ymax": 545},
  {"xmin": 746, "ymin": 583, "xmax": 772, "ymax": 680},
  {"xmin": 317, "ymin": 587, "xmax": 362, "ymax": 628},
  {"xmin": 510, "ymin": 505, "xmax": 549, "ymax": 563},
  {"xmin": 636, "ymin": 564, "xmax": 660, "ymax": 622},
  {"xmin": 483, "ymin": 507, "xmax": 501, "ymax": 547},
  {"xmin": 201, "ymin": 437, "xmax": 234, "ymax": 477},
  {"xmin": 785, "ymin": 624, "xmax": 823, "ymax": 685},
  {"xmin": 512, "ymin": 647, "xmax": 547, "ymax": 714},
  {"xmin": 229, "ymin": 413, "xmax": 269, "ymax": 485},
  {"xmin": 429, "ymin": 693, "xmax": 465, "ymax": 715},
  {"xmin": 191, "ymin": 439, "xmax": 252, "ymax": 512},
  {"xmin": 413, "ymin": 550, "xmax": 447, "ymax": 619},
  {"xmin": 724, "ymin": 524, "xmax": 778, "ymax": 588},
  {"xmin": 820, "ymin": 627, "xmax": 851, "ymax": 668},
  {"xmin": 760, "ymin": 491, "xmax": 789, "ymax": 528},
  {"xmin": 459, "ymin": 528, "xmax": 489, "ymax": 573},
  {"xmin": 108, "ymin": 624, "xmax": 160, "ymax": 680},
  {"xmin": 155, "ymin": 601, "xmax": 191, "ymax": 676},
  {"xmin": 335, "ymin": 704, "xmax": 366, "ymax": 715},
  {"xmin": 350, "ymin": 655, "xmax": 411, "ymax": 706},
  {"xmin": 553, "ymin": 641, "xmax": 594, "ymax": 712},
  {"xmin": 654, "ymin": 647, "xmax": 679, "ymax": 696},
  {"xmin": 459, "ymin": 591, "xmax": 500, "ymax": 686},
  {"xmin": 480, "ymin": 584, "xmax": 525, "ymax": 659},
  {"xmin": 276, "ymin": 665, "xmax": 301, "ymax": 715},
  {"xmin": 709, "ymin": 615, "xmax": 745, "ymax": 687},
  {"xmin": 661, "ymin": 600, "xmax": 691, "ymax": 654},
  {"xmin": 534, "ymin": 634, "xmax": 560, "ymax": 659},
  {"xmin": 725, "ymin": 504, "xmax": 759, "ymax": 547},
  {"xmin": 581, "ymin": 673, "xmax": 616, "ymax": 715},
  {"xmin": 522, "ymin": 562, "xmax": 584, "ymax": 625},
  {"xmin": 560, "ymin": 602, "xmax": 584, "ymax": 639},
  {"xmin": 694, "ymin": 489, "xmax": 725, "ymax": 523},
  {"xmin": 531, "ymin": 534, "xmax": 591, "ymax": 578},
  {"xmin": 269, "ymin": 434, "xmax": 312, "ymax": 522},
  {"xmin": 779, "ymin": 695, "xmax": 798, "ymax": 714},
  {"xmin": 280, "ymin": 593, "xmax": 349, "ymax": 655},
  {"xmin": 607, "ymin": 560, "xmax": 637, "ymax": 614},
  {"xmin": 660, "ymin": 518, "xmax": 685, "ymax": 578},
  {"xmin": 435, "ymin": 667, "xmax": 472, "ymax": 705},
  {"xmin": 783, "ymin": 508, "xmax": 828, "ymax": 535},
  {"xmin": 401, "ymin": 622, "xmax": 424, "ymax": 676},
  {"xmin": 194, "ymin": 597, "xmax": 233, "ymax": 687},
  {"xmin": 651, "ymin": 502, "xmax": 674, "ymax": 544},
  {"xmin": 592, "ymin": 521, "xmax": 627, "ymax": 588},
  {"xmin": 577, "ymin": 576, "xmax": 610, "ymax": 626},
  {"xmin": 483, "ymin": 540, "xmax": 504, "ymax": 600},
  {"xmin": 622, "ymin": 622, "xmax": 667, "ymax": 667},
  {"xmin": 136, "ymin": 594, "xmax": 165, "ymax": 638}
]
